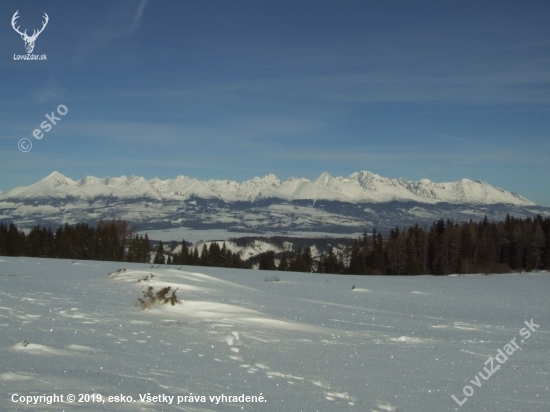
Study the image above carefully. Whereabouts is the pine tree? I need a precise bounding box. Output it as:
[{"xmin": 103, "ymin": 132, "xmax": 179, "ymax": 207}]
[
  {"xmin": 200, "ymin": 244, "xmax": 209, "ymax": 266},
  {"xmin": 370, "ymin": 231, "xmax": 386, "ymax": 275},
  {"xmin": 302, "ymin": 246, "xmax": 313, "ymax": 272},
  {"xmin": 386, "ymin": 228, "xmax": 407, "ymax": 275},
  {"xmin": 153, "ymin": 241, "xmax": 165, "ymax": 264},
  {"xmin": 192, "ymin": 246, "xmax": 199, "ymax": 265},
  {"xmin": 259, "ymin": 251, "xmax": 276, "ymax": 270},
  {"xmin": 0, "ymin": 223, "xmax": 8, "ymax": 256},
  {"xmin": 349, "ymin": 238, "xmax": 366, "ymax": 274},
  {"xmin": 174, "ymin": 238, "xmax": 190, "ymax": 265},
  {"xmin": 231, "ymin": 252, "xmax": 242, "ymax": 268},
  {"xmin": 141, "ymin": 234, "xmax": 151, "ymax": 263},
  {"xmin": 209, "ymin": 242, "xmax": 221, "ymax": 266},
  {"xmin": 127, "ymin": 234, "xmax": 140, "ymax": 262},
  {"xmin": 278, "ymin": 251, "xmax": 288, "ymax": 271},
  {"xmin": 219, "ymin": 242, "xmax": 227, "ymax": 266},
  {"xmin": 527, "ymin": 220, "xmax": 545, "ymax": 270}
]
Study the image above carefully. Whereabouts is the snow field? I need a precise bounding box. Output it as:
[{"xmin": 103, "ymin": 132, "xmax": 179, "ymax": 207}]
[{"xmin": 0, "ymin": 257, "xmax": 549, "ymax": 411}]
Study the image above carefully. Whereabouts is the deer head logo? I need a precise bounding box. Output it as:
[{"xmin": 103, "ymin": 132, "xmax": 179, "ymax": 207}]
[{"xmin": 11, "ymin": 11, "xmax": 49, "ymax": 54}]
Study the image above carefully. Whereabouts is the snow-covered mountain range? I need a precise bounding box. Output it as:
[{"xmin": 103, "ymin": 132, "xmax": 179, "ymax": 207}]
[
  {"xmin": 0, "ymin": 170, "xmax": 536, "ymax": 205},
  {"xmin": 1, "ymin": 171, "xmax": 547, "ymax": 235}
]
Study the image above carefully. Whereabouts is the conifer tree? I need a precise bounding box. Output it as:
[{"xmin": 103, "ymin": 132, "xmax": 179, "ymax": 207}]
[
  {"xmin": 302, "ymin": 246, "xmax": 313, "ymax": 272},
  {"xmin": 278, "ymin": 251, "xmax": 288, "ymax": 271},
  {"xmin": 386, "ymin": 228, "xmax": 406, "ymax": 275},
  {"xmin": 259, "ymin": 251, "xmax": 276, "ymax": 270},
  {"xmin": 0, "ymin": 223, "xmax": 8, "ymax": 256},
  {"xmin": 349, "ymin": 239, "xmax": 366, "ymax": 274},
  {"xmin": 209, "ymin": 242, "xmax": 221, "ymax": 266},
  {"xmin": 192, "ymin": 246, "xmax": 199, "ymax": 265},
  {"xmin": 231, "ymin": 252, "xmax": 242, "ymax": 268},
  {"xmin": 142, "ymin": 234, "xmax": 151, "ymax": 263},
  {"xmin": 370, "ymin": 231, "xmax": 386, "ymax": 274},
  {"xmin": 200, "ymin": 244, "xmax": 209, "ymax": 266},
  {"xmin": 153, "ymin": 240, "xmax": 165, "ymax": 264},
  {"xmin": 174, "ymin": 238, "xmax": 190, "ymax": 265}
]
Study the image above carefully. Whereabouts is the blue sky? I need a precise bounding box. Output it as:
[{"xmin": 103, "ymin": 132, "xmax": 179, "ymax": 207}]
[{"xmin": 1, "ymin": 0, "xmax": 549, "ymax": 205}]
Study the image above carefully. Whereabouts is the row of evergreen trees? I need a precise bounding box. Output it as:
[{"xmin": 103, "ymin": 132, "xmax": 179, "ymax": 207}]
[
  {"xmin": 258, "ymin": 247, "xmax": 314, "ymax": 272},
  {"xmin": 1, "ymin": 214, "xmax": 549, "ymax": 275},
  {"xmin": 151, "ymin": 240, "xmax": 242, "ymax": 268},
  {"xmin": 256, "ymin": 214, "xmax": 550, "ymax": 275},
  {"xmin": 0, "ymin": 220, "xmax": 150, "ymax": 262},
  {"xmin": 0, "ymin": 221, "xmax": 243, "ymax": 268}
]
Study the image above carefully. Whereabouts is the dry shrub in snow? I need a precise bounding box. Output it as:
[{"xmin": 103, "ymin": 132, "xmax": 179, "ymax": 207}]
[{"xmin": 138, "ymin": 286, "xmax": 181, "ymax": 309}]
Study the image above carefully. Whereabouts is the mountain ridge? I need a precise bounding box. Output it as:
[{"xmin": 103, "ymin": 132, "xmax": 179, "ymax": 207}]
[{"xmin": 0, "ymin": 170, "xmax": 536, "ymax": 207}]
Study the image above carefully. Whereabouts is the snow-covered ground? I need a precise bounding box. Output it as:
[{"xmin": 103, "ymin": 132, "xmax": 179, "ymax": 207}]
[{"xmin": 1, "ymin": 257, "xmax": 548, "ymax": 411}]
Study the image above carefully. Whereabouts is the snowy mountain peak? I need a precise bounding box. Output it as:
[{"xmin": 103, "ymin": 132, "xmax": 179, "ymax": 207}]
[
  {"xmin": 2, "ymin": 171, "xmax": 537, "ymax": 207},
  {"xmin": 251, "ymin": 174, "xmax": 281, "ymax": 185},
  {"xmin": 314, "ymin": 172, "xmax": 334, "ymax": 185},
  {"xmin": 43, "ymin": 170, "xmax": 67, "ymax": 180},
  {"xmin": 41, "ymin": 171, "xmax": 74, "ymax": 185}
]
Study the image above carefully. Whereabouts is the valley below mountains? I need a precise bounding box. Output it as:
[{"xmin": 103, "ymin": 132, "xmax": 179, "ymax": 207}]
[{"xmin": 1, "ymin": 171, "xmax": 548, "ymax": 235}]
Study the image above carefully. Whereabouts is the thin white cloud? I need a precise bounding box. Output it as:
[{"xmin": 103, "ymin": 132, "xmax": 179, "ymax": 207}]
[
  {"xmin": 54, "ymin": 115, "xmax": 323, "ymax": 146},
  {"xmin": 72, "ymin": 0, "xmax": 151, "ymax": 63},
  {"xmin": 32, "ymin": 78, "xmax": 67, "ymax": 103},
  {"xmin": 269, "ymin": 146, "xmax": 548, "ymax": 167},
  {"xmin": 133, "ymin": 0, "xmax": 150, "ymax": 24}
]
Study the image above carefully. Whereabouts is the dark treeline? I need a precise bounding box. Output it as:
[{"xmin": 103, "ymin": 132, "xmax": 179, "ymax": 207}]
[
  {"xmin": 1, "ymin": 214, "xmax": 549, "ymax": 275},
  {"xmin": 0, "ymin": 220, "xmax": 243, "ymax": 268},
  {"xmin": 152, "ymin": 239, "xmax": 242, "ymax": 268},
  {"xmin": 0, "ymin": 220, "xmax": 151, "ymax": 262},
  {"xmin": 257, "ymin": 215, "xmax": 550, "ymax": 275},
  {"xmin": 230, "ymin": 236, "xmax": 352, "ymax": 251}
]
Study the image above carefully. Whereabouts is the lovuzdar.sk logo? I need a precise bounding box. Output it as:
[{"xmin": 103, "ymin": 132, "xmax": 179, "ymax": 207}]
[{"xmin": 11, "ymin": 10, "xmax": 49, "ymax": 60}]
